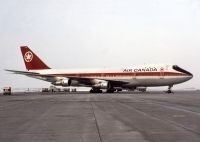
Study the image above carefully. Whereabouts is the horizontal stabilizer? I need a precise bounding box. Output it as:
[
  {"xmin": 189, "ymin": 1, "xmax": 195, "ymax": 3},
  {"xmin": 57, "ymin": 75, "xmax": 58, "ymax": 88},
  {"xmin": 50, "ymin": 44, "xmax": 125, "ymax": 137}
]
[{"xmin": 5, "ymin": 69, "xmax": 40, "ymax": 76}]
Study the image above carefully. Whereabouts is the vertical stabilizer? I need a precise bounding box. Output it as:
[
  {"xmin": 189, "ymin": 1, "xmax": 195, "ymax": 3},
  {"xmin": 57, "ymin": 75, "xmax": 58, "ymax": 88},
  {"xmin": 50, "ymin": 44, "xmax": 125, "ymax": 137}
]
[{"xmin": 20, "ymin": 46, "xmax": 50, "ymax": 70}]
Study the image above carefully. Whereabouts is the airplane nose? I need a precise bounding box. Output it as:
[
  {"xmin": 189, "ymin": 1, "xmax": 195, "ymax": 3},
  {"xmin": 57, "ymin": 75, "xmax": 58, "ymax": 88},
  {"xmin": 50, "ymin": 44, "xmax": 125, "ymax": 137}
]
[
  {"xmin": 187, "ymin": 72, "xmax": 193, "ymax": 80},
  {"xmin": 190, "ymin": 73, "xmax": 193, "ymax": 79},
  {"xmin": 186, "ymin": 71, "xmax": 193, "ymax": 76}
]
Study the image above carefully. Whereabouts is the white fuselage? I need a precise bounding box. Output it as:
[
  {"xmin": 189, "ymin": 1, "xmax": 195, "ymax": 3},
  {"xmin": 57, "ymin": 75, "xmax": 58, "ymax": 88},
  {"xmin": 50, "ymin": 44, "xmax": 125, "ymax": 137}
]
[{"xmin": 30, "ymin": 64, "xmax": 193, "ymax": 88}]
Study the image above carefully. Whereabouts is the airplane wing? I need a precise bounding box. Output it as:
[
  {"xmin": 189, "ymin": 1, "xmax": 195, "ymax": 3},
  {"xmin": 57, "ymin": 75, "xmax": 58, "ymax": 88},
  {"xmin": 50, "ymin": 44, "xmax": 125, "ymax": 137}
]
[
  {"xmin": 5, "ymin": 69, "xmax": 129, "ymax": 87},
  {"xmin": 5, "ymin": 69, "xmax": 57, "ymax": 82},
  {"xmin": 67, "ymin": 76, "xmax": 129, "ymax": 87}
]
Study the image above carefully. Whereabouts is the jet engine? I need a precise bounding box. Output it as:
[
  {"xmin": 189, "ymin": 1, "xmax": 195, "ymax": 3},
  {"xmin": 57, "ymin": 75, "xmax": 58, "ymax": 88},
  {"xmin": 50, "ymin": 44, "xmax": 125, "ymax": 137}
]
[
  {"xmin": 53, "ymin": 78, "xmax": 70, "ymax": 86},
  {"xmin": 93, "ymin": 80, "xmax": 110, "ymax": 89},
  {"xmin": 69, "ymin": 80, "xmax": 79, "ymax": 86},
  {"xmin": 61, "ymin": 78, "xmax": 70, "ymax": 86},
  {"xmin": 53, "ymin": 78, "xmax": 79, "ymax": 87}
]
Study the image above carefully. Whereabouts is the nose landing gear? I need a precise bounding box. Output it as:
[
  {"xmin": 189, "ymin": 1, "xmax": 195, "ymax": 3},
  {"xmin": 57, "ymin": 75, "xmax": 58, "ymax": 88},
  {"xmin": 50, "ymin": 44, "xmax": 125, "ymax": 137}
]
[{"xmin": 166, "ymin": 85, "xmax": 173, "ymax": 93}]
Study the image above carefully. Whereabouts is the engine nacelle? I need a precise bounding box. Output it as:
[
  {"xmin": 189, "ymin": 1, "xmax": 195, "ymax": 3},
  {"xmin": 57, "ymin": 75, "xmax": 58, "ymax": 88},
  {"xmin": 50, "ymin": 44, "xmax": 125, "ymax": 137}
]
[
  {"xmin": 53, "ymin": 78, "xmax": 70, "ymax": 86},
  {"xmin": 62, "ymin": 79, "xmax": 70, "ymax": 86},
  {"xmin": 53, "ymin": 78, "xmax": 80, "ymax": 87},
  {"xmin": 93, "ymin": 80, "xmax": 109, "ymax": 89},
  {"xmin": 70, "ymin": 80, "xmax": 79, "ymax": 86}
]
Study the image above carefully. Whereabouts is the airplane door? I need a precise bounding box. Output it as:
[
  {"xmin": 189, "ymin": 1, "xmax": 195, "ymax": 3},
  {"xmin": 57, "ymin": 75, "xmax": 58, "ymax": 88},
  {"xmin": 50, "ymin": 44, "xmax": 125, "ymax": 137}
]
[{"xmin": 160, "ymin": 67, "xmax": 164, "ymax": 79}]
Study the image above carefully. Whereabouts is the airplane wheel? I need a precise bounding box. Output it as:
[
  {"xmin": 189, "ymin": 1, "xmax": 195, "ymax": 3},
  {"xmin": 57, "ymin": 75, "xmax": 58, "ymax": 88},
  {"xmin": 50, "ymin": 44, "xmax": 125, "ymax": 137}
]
[
  {"xmin": 90, "ymin": 89, "xmax": 94, "ymax": 93},
  {"xmin": 166, "ymin": 90, "xmax": 173, "ymax": 94},
  {"xmin": 166, "ymin": 85, "xmax": 173, "ymax": 94},
  {"xmin": 98, "ymin": 90, "xmax": 103, "ymax": 93},
  {"xmin": 106, "ymin": 89, "xmax": 115, "ymax": 93},
  {"xmin": 90, "ymin": 89, "xmax": 103, "ymax": 93}
]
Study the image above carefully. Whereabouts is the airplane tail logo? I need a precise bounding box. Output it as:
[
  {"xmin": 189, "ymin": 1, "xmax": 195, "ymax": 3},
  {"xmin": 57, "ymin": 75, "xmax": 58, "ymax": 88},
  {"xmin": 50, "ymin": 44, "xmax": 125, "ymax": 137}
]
[
  {"xmin": 20, "ymin": 46, "xmax": 50, "ymax": 70},
  {"xmin": 24, "ymin": 51, "xmax": 33, "ymax": 62}
]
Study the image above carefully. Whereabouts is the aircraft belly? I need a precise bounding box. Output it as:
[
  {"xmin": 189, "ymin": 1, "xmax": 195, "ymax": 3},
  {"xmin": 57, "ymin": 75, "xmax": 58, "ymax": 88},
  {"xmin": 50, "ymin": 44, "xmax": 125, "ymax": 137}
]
[
  {"xmin": 113, "ymin": 76, "xmax": 190, "ymax": 87},
  {"xmin": 136, "ymin": 77, "xmax": 189, "ymax": 86}
]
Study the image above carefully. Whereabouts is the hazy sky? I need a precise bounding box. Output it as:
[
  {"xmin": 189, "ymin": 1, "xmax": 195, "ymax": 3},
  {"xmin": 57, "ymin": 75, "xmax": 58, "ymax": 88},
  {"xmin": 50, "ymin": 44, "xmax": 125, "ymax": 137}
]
[{"xmin": 0, "ymin": 0, "xmax": 199, "ymax": 89}]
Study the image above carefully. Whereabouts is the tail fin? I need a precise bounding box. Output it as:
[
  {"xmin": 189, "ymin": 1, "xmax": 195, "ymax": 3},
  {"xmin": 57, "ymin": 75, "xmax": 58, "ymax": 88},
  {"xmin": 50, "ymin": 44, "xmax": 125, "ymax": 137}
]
[{"xmin": 20, "ymin": 46, "xmax": 50, "ymax": 70}]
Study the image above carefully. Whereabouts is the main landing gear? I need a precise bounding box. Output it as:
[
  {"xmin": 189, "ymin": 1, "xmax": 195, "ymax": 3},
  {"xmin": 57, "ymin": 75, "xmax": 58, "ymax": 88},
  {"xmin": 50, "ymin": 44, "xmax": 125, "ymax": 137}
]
[
  {"xmin": 90, "ymin": 89, "xmax": 103, "ymax": 93},
  {"xmin": 106, "ymin": 88, "xmax": 115, "ymax": 93},
  {"xmin": 89, "ymin": 88, "xmax": 116, "ymax": 93},
  {"xmin": 166, "ymin": 85, "xmax": 173, "ymax": 93}
]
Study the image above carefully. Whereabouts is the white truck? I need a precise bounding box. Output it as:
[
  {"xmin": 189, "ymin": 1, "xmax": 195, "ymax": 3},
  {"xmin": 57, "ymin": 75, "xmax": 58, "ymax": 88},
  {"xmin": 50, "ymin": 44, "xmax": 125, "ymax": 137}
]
[{"xmin": 3, "ymin": 87, "xmax": 12, "ymax": 95}]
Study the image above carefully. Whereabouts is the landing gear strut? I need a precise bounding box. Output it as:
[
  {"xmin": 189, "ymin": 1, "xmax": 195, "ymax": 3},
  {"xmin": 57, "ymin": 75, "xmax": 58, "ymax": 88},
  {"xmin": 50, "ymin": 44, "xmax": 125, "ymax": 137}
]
[
  {"xmin": 106, "ymin": 85, "xmax": 116, "ymax": 93},
  {"xmin": 166, "ymin": 85, "xmax": 173, "ymax": 93}
]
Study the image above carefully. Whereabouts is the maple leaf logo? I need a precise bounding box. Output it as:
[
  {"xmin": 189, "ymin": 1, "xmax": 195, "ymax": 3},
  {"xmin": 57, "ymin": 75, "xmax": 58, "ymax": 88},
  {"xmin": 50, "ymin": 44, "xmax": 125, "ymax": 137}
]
[{"xmin": 24, "ymin": 51, "xmax": 33, "ymax": 62}]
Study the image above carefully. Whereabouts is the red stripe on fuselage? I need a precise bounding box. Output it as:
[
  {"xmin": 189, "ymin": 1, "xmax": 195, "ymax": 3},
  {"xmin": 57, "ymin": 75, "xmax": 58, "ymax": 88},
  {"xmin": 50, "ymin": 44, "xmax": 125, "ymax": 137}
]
[{"xmin": 48, "ymin": 72, "xmax": 189, "ymax": 78}]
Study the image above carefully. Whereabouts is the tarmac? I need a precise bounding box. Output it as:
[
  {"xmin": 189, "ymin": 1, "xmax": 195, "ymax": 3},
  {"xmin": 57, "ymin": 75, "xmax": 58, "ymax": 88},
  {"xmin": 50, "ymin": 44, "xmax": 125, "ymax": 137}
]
[{"xmin": 0, "ymin": 91, "xmax": 200, "ymax": 142}]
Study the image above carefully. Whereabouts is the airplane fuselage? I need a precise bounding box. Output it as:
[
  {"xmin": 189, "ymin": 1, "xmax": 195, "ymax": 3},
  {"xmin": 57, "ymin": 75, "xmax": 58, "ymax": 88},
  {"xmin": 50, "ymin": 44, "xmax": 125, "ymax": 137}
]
[{"xmin": 30, "ymin": 64, "xmax": 192, "ymax": 89}]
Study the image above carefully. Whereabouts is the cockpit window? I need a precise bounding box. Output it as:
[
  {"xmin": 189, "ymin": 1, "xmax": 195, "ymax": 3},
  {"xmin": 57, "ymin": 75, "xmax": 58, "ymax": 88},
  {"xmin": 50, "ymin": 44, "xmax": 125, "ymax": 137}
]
[{"xmin": 172, "ymin": 65, "xmax": 192, "ymax": 75}]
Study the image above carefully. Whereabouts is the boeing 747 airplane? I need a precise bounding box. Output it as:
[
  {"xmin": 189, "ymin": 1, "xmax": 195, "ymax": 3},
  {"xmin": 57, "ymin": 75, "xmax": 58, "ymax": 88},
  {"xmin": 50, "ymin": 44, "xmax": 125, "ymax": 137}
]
[{"xmin": 6, "ymin": 46, "xmax": 193, "ymax": 93}]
